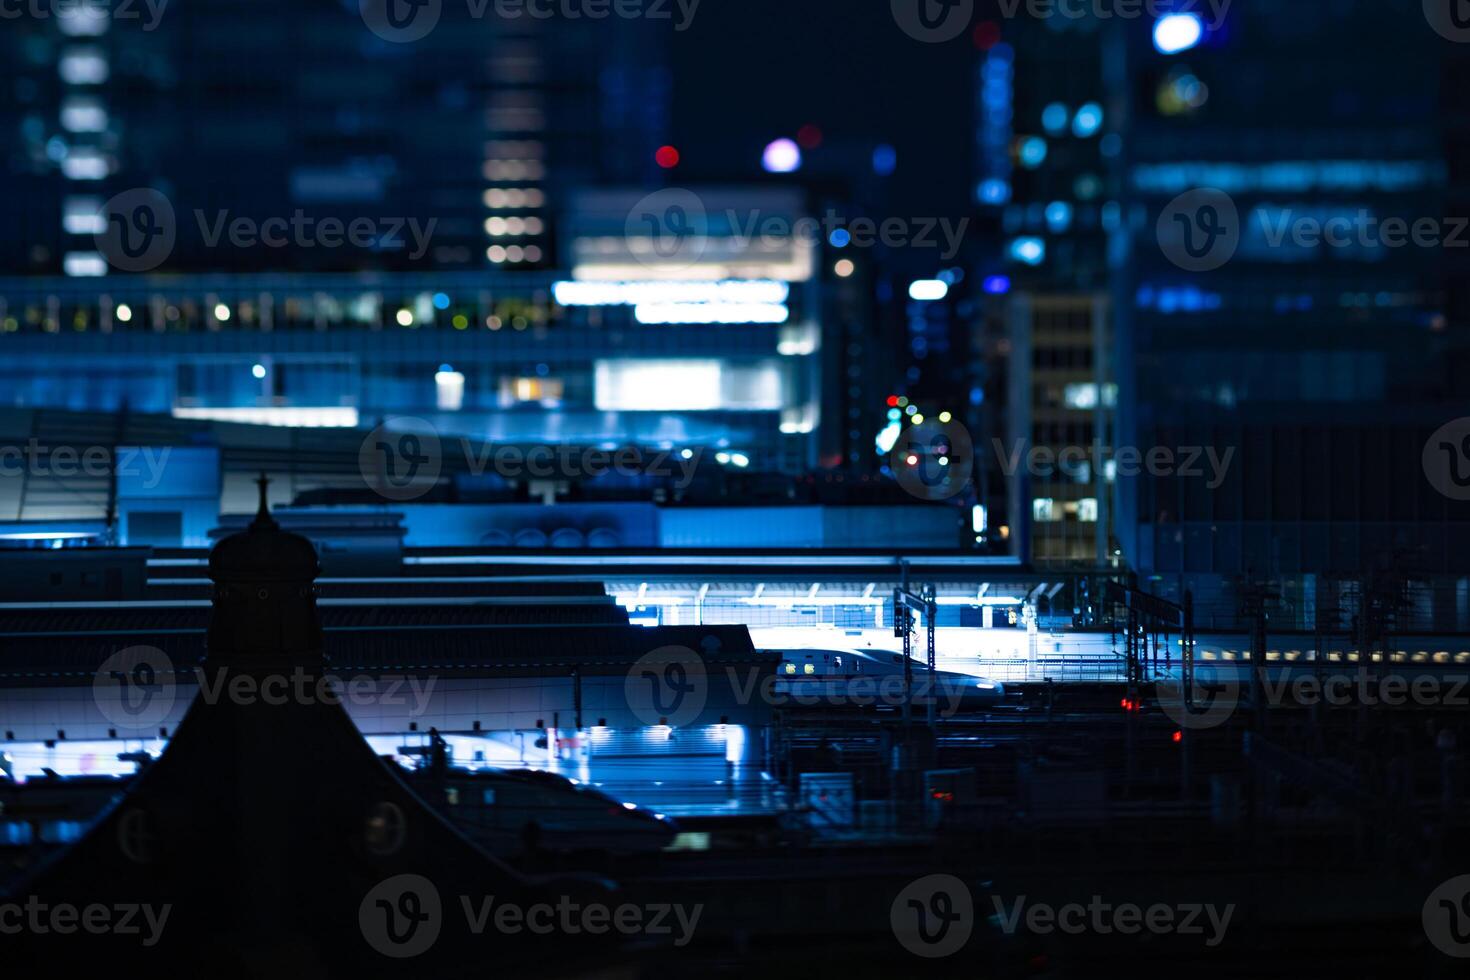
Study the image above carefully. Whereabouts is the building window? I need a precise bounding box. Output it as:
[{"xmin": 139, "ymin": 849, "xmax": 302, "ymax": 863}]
[{"xmin": 499, "ymin": 376, "xmax": 564, "ymax": 407}]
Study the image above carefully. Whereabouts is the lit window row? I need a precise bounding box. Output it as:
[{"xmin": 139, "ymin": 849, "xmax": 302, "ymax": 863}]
[
  {"xmin": 59, "ymin": 49, "xmax": 108, "ymax": 85},
  {"xmin": 484, "ymin": 216, "xmax": 545, "ymax": 237},
  {"xmin": 61, "ymin": 96, "xmax": 107, "ymax": 133},
  {"xmin": 60, "ymin": 148, "xmax": 110, "ymax": 181},
  {"xmin": 1032, "ymin": 498, "xmax": 1099, "ymax": 522},
  {"xmin": 483, "ymin": 188, "xmax": 546, "ymax": 209},
  {"xmin": 487, "ymin": 245, "xmax": 543, "ymax": 264},
  {"xmin": 62, "ymin": 197, "xmax": 104, "ymax": 234}
]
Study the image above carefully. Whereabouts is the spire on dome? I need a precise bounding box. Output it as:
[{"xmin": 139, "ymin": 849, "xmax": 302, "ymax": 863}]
[{"xmin": 251, "ymin": 471, "xmax": 278, "ymax": 530}]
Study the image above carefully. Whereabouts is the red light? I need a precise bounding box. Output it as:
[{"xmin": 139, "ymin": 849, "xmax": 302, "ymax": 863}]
[
  {"xmin": 973, "ymin": 20, "xmax": 1002, "ymax": 50},
  {"xmin": 655, "ymin": 145, "xmax": 680, "ymax": 169},
  {"xmin": 886, "ymin": 395, "xmax": 900, "ymax": 407},
  {"xmin": 906, "ymin": 454, "xmax": 919, "ymax": 467},
  {"xmin": 1120, "ymin": 698, "xmax": 1129, "ymax": 710},
  {"xmin": 1172, "ymin": 730, "xmax": 1183, "ymax": 743},
  {"xmin": 797, "ymin": 124, "xmax": 823, "ymax": 149}
]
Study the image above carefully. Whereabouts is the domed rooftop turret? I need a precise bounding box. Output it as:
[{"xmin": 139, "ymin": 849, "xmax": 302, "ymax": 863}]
[
  {"xmin": 208, "ymin": 473, "xmax": 320, "ymax": 584},
  {"xmin": 6, "ymin": 472, "xmax": 615, "ymax": 975},
  {"xmin": 206, "ymin": 474, "xmax": 324, "ymax": 666}
]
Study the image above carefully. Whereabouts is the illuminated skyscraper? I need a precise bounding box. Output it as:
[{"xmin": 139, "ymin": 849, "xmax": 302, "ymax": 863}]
[
  {"xmin": 1113, "ymin": 4, "xmax": 1470, "ymax": 621},
  {"xmin": 973, "ymin": 18, "xmax": 1117, "ymax": 566},
  {"xmin": 1, "ymin": 3, "xmax": 670, "ymax": 275}
]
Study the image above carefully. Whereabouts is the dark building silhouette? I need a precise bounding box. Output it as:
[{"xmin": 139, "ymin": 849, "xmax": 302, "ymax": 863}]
[{"xmin": 2, "ymin": 478, "xmax": 620, "ymax": 975}]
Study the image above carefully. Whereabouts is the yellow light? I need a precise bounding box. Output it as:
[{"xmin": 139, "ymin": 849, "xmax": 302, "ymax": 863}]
[
  {"xmin": 116, "ymin": 304, "xmax": 133, "ymax": 323},
  {"xmin": 452, "ymin": 314, "xmax": 469, "ymax": 330},
  {"xmin": 834, "ymin": 258, "xmax": 855, "ymax": 278},
  {"xmin": 938, "ymin": 411, "xmax": 952, "ymax": 423},
  {"xmin": 214, "ymin": 303, "xmax": 231, "ymax": 322},
  {"xmin": 395, "ymin": 309, "xmax": 414, "ymax": 327},
  {"xmin": 911, "ymin": 413, "xmax": 924, "ymax": 424}
]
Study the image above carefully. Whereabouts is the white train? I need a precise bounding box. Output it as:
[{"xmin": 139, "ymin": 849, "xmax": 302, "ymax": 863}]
[
  {"xmin": 769, "ymin": 647, "xmax": 1007, "ymax": 712},
  {"xmin": 408, "ymin": 765, "xmax": 678, "ymax": 857}
]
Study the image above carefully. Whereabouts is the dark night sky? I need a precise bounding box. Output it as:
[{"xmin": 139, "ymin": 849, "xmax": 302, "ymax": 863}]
[{"xmin": 668, "ymin": 0, "xmax": 978, "ymax": 218}]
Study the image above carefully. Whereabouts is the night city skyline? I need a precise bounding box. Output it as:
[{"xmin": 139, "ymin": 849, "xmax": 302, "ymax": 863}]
[{"xmin": 2, "ymin": 1, "xmax": 1470, "ymax": 976}]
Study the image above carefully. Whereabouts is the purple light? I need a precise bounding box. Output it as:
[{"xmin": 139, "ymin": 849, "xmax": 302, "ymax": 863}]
[
  {"xmin": 761, "ymin": 138, "xmax": 802, "ymax": 174},
  {"xmin": 983, "ymin": 275, "xmax": 1011, "ymax": 295}
]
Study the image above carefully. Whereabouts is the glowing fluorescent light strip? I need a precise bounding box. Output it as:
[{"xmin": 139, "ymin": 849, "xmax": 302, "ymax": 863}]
[
  {"xmin": 553, "ymin": 280, "xmax": 789, "ymax": 307},
  {"xmin": 171, "ymin": 406, "xmax": 359, "ymax": 428},
  {"xmin": 0, "ymin": 532, "xmax": 96, "ymax": 541},
  {"xmin": 634, "ymin": 302, "xmax": 788, "ymax": 324}
]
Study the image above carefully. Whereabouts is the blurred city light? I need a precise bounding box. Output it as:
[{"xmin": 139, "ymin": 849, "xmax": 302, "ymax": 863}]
[
  {"xmin": 761, "ymin": 138, "xmax": 801, "ymax": 173},
  {"xmin": 1153, "ymin": 13, "xmax": 1204, "ymax": 54},
  {"xmin": 908, "ymin": 279, "xmax": 949, "ymax": 301}
]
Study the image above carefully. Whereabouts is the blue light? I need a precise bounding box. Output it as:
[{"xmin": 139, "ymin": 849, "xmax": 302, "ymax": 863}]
[
  {"xmin": 829, "ymin": 228, "xmax": 851, "ymax": 248},
  {"xmin": 872, "ymin": 144, "xmax": 897, "ymax": 176},
  {"xmin": 979, "ymin": 178, "xmax": 1012, "ymax": 205},
  {"xmin": 1153, "ymin": 13, "xmax": 1203, "ymax": 55},
  {"xmin": 1018, "ymin": 137, "xmax": 1048, "ymax": 169},
  {"xmin": 1009, "ymin": 237, "xmax": 1045, "ymax": 266},
  {"xmin": 1042, "ymin": 103, "xmax": 1069, "ymax": 135},
  {"xmin": 875, "ymin": 420, "xmax": 902, "ymax": 455},
  {"xmin": 983, "ymin": 275, "xmax": 1011, "ymax": 295},
  {"xmin": 1045, "ymin": 201, "xmax": 1073, "ymax": 233},
  {"xmin": 1072, "ymin": 103, "xmax": 1103, "ymax": 138}
]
